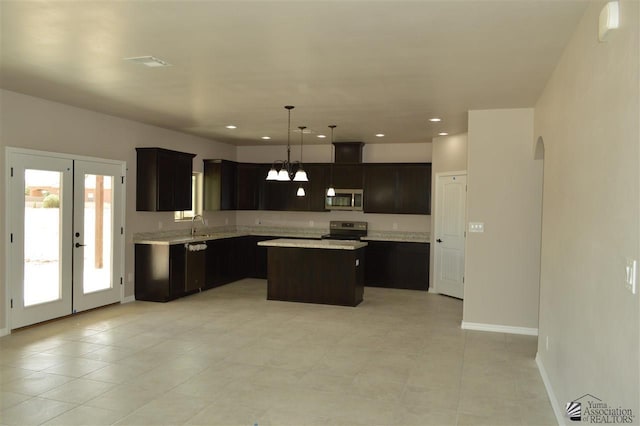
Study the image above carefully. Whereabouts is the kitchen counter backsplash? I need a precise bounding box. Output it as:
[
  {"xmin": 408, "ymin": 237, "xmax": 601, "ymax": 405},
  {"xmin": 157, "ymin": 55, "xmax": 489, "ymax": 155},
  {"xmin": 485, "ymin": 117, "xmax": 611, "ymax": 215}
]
[{"xmin": 134, "ymin": 225, "xmax": 429, "ymax": 245}]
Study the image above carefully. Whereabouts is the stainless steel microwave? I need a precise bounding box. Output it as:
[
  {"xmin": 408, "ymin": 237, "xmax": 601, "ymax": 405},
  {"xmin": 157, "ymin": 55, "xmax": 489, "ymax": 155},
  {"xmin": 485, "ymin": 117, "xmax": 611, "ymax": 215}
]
[{"xmin": 325, "ymin": 189, "xmax": 364, "ymax": 211}]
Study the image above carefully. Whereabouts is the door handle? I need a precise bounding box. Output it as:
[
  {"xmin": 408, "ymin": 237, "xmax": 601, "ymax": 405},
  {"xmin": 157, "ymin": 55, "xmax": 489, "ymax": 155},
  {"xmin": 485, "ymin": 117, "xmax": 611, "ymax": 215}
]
[
  {"xmin": 75, "ymin": 242, "xmax": 86, "ymax": 248},
  {"xmin": 436, "ymin": 239, "xmax": 443, "ymax": 243}
]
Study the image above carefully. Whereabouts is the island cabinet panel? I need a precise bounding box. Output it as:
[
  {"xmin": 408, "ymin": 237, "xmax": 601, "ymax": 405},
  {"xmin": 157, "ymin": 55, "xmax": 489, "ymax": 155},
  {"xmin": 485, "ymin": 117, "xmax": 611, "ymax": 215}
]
[
  {"xmin": 135, "ymin": 244, "xmax": 197, "ymax": 302},
  {"xmin": 203, "ymin": 159, "xmax": 237, "ymax": 211},
  {"xmin": 363, "ymin": 163, "xmax": 431, "ymax": 214},
  {"xmin": 267, "ymin": 247, "xmax": 364, "ymax": 307},
  {"xmin": 136, "ymin": 148, "xmax": 196, "ymax": 211},
  {"xmin": 365, "ymin": 241, "xmax": 430, "ymax": 290}
]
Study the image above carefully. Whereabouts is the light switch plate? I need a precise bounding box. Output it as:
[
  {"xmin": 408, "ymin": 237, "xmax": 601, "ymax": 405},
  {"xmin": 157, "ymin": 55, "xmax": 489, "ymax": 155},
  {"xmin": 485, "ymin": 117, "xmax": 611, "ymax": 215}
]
[
  {"xmin": 625, "ymin": 258, "xmax": 637, "ymax": 294},
  {"xmin": 469, "ymin": 222, "xmax": 484, "ymax": 233}
]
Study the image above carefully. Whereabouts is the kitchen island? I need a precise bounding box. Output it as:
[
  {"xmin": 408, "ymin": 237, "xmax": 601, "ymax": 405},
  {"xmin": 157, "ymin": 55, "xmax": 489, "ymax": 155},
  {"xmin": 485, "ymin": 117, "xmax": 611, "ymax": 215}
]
[{"xmin": 258, "ymin": 238, "xmax": 367, "ymax": 307}]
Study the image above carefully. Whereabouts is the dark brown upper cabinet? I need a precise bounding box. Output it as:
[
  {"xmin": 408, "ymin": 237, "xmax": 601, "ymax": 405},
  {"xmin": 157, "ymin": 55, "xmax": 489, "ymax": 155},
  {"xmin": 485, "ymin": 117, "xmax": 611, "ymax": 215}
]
[
  {"xmin": 236, "ymin": 163, "xmax": 263, "ymax": 210},
  {"xmin": 363, "ymin": 163, "xmax": 431, "ymax": 214},
  {"xmin": 333, "ymin": 142, "xmax": 364, "ymax": 164},
  {"xmin": 136, "ymin": 148, "xmax": 196, "ymax": 211},
  {"xmin": 328, "ymin": 164, "xmax": 363, "ymax": 189},
  {"xmin": 203, "ymin": 159, "xmax": 237, "ymax": 211}
]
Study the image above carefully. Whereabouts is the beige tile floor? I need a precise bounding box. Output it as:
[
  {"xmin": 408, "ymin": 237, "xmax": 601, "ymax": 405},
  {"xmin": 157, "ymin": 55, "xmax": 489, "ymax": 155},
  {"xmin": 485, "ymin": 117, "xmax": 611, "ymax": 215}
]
[{"xmin": 0, "ymin": 279, "xmax": 556, "ymax": 426}]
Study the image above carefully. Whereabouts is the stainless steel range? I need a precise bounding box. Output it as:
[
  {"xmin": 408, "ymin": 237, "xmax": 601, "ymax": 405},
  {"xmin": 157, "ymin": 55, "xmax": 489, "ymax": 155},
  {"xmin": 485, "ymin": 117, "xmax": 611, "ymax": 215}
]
[{"xmin": 321, "ymin": 220, "xmax": 368, "ymax": 241}]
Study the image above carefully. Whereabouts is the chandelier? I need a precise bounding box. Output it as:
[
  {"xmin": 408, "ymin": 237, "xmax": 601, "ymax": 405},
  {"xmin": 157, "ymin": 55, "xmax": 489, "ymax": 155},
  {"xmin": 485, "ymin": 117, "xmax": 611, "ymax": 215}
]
[{"xmin": 266, "ymin": 105, "xmax": 309, "ymax": 183}]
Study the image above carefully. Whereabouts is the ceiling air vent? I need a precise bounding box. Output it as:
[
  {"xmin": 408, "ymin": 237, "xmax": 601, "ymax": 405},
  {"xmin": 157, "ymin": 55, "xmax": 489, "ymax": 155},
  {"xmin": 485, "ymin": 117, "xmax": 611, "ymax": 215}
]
[{"xmin": 123, "ymin": 56, "xmax": 171, "ymax": 67}]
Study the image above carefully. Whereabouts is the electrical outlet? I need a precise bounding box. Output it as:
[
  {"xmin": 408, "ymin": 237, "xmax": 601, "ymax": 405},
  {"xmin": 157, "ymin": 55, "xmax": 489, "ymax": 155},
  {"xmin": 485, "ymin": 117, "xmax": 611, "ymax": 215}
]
[
  {"xmin": 625, "ymin": 258, "xmax": 637, "ymax": 294},
  {"xmin": 469, "ymin": 222, "xmax": 484, "ymax": 233},
  {"xmin": 158, "ymin": 221, "xmax": 163, "ymax": 230},
  {"xmin": 309, "ymin": 220, "xmax": 314, "ymax": 227},
  {"xmin": 392, "ymin": 223, "xmax": 398, "ymax": 230},
  {"xmin": 224, "ymin": 218, "xmax": 228, "ymax": 225}
]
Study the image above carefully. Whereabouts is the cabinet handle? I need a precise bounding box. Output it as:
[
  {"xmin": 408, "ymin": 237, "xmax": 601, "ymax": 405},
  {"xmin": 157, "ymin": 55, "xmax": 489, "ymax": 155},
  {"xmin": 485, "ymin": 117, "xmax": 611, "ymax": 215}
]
[{"xmin": 436, "ymin": 239, "xmax": 443, "ymax": 243}]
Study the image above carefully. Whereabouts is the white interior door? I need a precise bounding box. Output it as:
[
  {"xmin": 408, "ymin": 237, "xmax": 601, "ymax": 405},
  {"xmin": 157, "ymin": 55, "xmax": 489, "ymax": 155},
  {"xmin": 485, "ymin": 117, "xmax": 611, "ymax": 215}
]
[
  {"xmin": 9, "ymin": 153, "xmax": 74, "ymax": 328},
  {"xmin": 434, "ymin": 174, "xmax": 467, "ymax": 299},
  {"xmin": 72, "ymin": 160, "xmax": 124, "ymax": 313},
  {"xmin": 8, "ymin": 149, "xmax": 125, "ymax": 329}
]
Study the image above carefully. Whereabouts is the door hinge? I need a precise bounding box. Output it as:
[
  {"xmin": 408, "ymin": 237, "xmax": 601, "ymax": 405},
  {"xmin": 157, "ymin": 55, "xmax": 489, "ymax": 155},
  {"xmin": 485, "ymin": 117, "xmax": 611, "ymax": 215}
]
[
  {"xmin": 10, "ymin": 233, "xmax": 13, "ymax": 243},
  {"xmin": 120, "ymin": 277, "xmax": 123, "ymax": 285},
  {"xmin": 462, "ymin": 276, "xmax": 465, "ymax": 284},
  {"xmin": 10, "ymin": 167, "xmax": 14, "ymax": 177},
  {"xmin": 10, "ymin": 299, "xmax": 13, "ymax": 308},
  {"xmin": 121, "ymin": 227, "xmax": 124, "ymax": 235},
  {"xmin": 121, "ymin": 176, "xmax": 125, "ymax": 184},
  {"xmin": 464, "ymin": 231, "xmax": 466, "ymax": 237}
]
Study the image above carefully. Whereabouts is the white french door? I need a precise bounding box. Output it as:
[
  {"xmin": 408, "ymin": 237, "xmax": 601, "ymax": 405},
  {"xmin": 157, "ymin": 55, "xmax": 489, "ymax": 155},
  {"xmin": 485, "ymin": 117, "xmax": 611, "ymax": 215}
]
[
  {"xmin": 434, "ymin": 173, "xmax": 467, "ymax": 299},
  {"xmin": 8, "ymin": 149, "xmax": 125, "ymax": 329}
]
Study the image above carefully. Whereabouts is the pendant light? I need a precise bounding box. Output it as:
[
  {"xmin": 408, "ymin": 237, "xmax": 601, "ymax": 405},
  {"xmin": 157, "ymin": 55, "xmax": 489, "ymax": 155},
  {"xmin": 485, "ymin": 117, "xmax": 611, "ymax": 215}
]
[
  {"xmin": 326, "ymin": 125, "xmax": 336, "ymax": 197},
  {"xmin": 295, "ymin": 126, "xmax": 307, "ymax": 196},
  {"xmin": 266, "ymin": 105, "xmax": 295, "ymax": 182},
  {"xmin": 293, "ymin": 126, "xmax": 308, "ymax": 182}
]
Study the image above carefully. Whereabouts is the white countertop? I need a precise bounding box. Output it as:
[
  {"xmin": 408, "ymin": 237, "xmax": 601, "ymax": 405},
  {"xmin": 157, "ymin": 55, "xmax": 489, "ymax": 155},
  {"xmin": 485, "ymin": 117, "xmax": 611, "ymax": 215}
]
[
  {"xmin": 133, "ymin": 226, "xmax": 429, "ymax": 245},
  {"xmin": 257, "ymin": 238, "xmax": 368, "ymax": 250}
]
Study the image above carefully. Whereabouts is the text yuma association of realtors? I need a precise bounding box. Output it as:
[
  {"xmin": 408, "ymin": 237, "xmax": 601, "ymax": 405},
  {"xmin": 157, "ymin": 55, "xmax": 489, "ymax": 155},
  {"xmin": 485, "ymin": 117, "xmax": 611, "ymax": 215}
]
[{"xmin": 582, "ymin": 401, "xmax": 634, "ymax": 424}]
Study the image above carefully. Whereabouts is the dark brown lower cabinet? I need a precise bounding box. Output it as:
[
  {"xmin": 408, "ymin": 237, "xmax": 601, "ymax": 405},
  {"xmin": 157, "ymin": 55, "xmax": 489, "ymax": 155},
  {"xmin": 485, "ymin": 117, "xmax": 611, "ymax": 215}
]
[
  {"xmin": 135, "ymin": 244, "xmax": 200, "ymax": 302},
  {"xmin": 266, "ymin": 246, "xmax": 364, "ymax": 307},
  {"xmin": 364, "ymin": 241, "xmax": 430, "ymax": 290}
]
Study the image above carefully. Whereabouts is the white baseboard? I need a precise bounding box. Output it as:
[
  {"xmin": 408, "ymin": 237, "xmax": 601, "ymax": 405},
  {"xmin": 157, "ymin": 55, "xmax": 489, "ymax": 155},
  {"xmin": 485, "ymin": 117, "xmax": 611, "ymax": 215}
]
[
  {"xmin": 122, "ymin": 295, "xmax": 135, "ymax": 304},
  {"xmin": 461, "ymin": 321, "xmax": 538, "ymax": 336},
  {"xmin": 0, "ymin": 327, "xmax": 9, "ymax": 337},
  {"xmin": 536, "ymin": 353, "xmax": 564, "ymax": 426}
]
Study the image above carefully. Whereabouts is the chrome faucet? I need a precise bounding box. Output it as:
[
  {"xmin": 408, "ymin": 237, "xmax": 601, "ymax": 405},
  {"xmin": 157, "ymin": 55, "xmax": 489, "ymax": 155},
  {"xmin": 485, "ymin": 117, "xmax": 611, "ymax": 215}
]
[{"xmin": 191, "ymin": 214, "xmax": 205, "ymax": 237}]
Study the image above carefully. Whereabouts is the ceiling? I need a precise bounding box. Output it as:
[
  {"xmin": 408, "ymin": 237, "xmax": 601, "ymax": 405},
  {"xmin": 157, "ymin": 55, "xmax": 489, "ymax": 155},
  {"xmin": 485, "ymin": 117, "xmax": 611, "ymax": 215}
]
[{"xmin": 0, "ymin": 1, "xmax": 588, "ymax": 146}]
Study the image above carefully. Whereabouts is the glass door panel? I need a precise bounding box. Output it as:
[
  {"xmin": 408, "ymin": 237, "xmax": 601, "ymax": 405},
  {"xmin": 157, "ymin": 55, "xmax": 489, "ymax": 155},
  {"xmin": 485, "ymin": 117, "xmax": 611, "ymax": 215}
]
[
  {"xmin": 82, "ymin": 174, "xmax": 113, "ymax": 294},
  {"xmin": 9, "ymin": 152, "xmax": 73, "ymax": 329},
  {"xmin": 23, "ymin": 170, "xmax": 64, "ymax": 306},
  {"xmin": 73, "ymin": 160, "xmax": 123, "ymax": 312}
]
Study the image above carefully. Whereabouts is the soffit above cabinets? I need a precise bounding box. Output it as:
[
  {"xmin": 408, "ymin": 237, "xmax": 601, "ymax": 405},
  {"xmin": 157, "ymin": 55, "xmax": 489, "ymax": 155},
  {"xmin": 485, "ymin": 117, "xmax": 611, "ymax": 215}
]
[{"xmin": 0, "ymin": 1, "xmax": 588, "ymax": 146}]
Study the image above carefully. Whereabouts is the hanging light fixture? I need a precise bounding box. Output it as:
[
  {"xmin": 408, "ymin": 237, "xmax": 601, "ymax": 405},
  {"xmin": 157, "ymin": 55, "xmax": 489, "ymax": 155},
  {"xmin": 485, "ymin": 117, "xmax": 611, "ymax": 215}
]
[
  {"xmin": 266, "ymin": 105, "xmax": 310, "ymax": 184},
  {"xmin": 295, "ymin": 126, "xmax": 307, "ymax": 197},
  {"xmin": 326, "ymin": 125, "xmax": 336, "ymax": 197}
]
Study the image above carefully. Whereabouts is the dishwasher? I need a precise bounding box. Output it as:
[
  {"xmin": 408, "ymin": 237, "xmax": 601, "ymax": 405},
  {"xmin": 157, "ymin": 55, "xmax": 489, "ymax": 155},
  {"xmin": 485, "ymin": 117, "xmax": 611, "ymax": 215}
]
[{"xmin": 184, "ymin": 242, "xmax": 207, "ymax": 291}]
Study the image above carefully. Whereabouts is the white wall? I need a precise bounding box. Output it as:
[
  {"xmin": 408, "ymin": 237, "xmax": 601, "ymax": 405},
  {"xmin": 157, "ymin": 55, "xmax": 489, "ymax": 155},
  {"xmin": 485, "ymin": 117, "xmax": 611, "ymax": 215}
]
[
  {"xmin": 0, "ymin": 89, "xmax": 236, "ymax": 330},
  {"xmin": 463, "ymin": 108, "xmax": 543, "ymax": 331},
  {"xmin": 430, "ymin": 133, "xmax": 468, "ymax": 292},
  {"xmin": 535, "ymin": 0, "xmax": 639, "ymax": 421}
]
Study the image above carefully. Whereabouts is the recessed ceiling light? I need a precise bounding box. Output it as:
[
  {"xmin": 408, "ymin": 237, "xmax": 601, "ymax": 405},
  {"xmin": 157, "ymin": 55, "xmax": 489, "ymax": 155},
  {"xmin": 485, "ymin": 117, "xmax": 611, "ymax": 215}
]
[
  {"xmin": 375, "ymin": 133, "xmax": 385, "ymax": 138},
  {"xmin": 261, "ymin": 136, "xmax": 271, "ymax": 140},
  {"xmin": 225, "ymin": 125, "xmax": 237, "ymax": 129},
  {"xmin": 429, "ymin": 118, "xmax": 442, "ymax": 122},
  {"xmin": 317, "ymin": 135, "xmax": 326, "ymax": 139},
  {"xmin": 438, "ymin": 132, "xmax": 449, "ymax": 136},
  {"xmin": 123, "ymin": 56, "xmax": 171, "ymax": 67}
]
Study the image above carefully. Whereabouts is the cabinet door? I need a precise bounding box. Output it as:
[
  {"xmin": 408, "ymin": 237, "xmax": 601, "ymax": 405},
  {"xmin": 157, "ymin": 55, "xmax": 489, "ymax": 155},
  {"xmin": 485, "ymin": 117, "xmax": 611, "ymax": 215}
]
[
  {"xmin": 363, "ymin": 164, "xmax": 397, "ymax": 213},
  {"xmin": 393, "ymin": 243, "xmax": 430, "ymax": 290},
  {"xmin": 307, "ymin": 164, "xmax": 329, "ymax": 211},
  {"xmin": 330, "ymin": 164, "xmax": 363, "ymax": 189},
  {"xmin": 364, "ymin": 241, "xmax": 394, "ymax": 287},
  {"xmin": 237, "ymin": 163, "xmax": 261, "ymax": 210},
  {"xmin": 396, "ymin": 164, "xmax": 431, "ymax": 214},
  {"xmin": 172, "ymin": 153, "xmax": 195, "ymax": 211}
]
